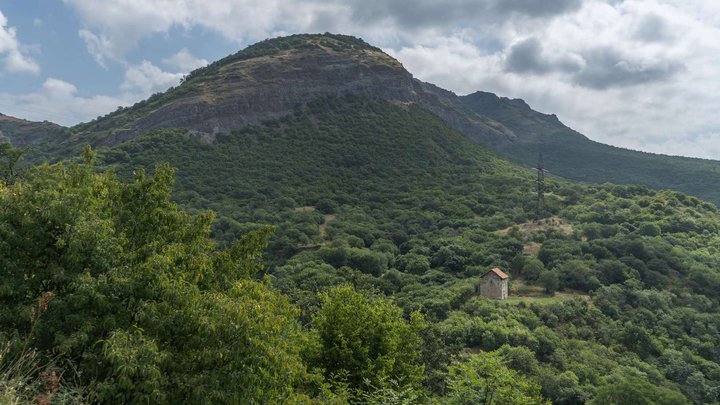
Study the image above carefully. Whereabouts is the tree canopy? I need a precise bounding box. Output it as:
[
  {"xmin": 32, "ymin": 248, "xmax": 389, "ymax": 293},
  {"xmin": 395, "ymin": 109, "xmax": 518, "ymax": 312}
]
[{"xmin": 0, "ymin": 159, "xmax": 308, "ymax": 403}]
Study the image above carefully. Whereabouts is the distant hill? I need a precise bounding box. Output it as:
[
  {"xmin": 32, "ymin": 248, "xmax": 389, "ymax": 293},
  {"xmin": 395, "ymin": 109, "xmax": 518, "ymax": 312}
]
[
  {"xmin": 0, "ymin": 113, "xmax": 66, "ymax": 147},
  {"xmin": 461, "ymin": 91, "xmax": 720, "ymax": 204}
]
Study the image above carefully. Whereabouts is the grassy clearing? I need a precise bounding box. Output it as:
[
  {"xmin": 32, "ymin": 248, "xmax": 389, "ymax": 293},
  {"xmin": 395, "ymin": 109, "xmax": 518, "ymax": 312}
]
[
  {"xmin": 504, "ymin": 294, "xmax": 588, "ymax": 305},
  {"xmin": 507, "ymin": 279, "xmax": 591, "ymax": 305},
  {"xmin": 496, "ymin": 216, "xmax": 574, "ymax": 237},
  {"xmin": 0, "ymin": 344, "xmax": 85, "ymax": 404},
  {"xmin": 319, "ymin": 214, "xmax": 336, "ymax": 238}
]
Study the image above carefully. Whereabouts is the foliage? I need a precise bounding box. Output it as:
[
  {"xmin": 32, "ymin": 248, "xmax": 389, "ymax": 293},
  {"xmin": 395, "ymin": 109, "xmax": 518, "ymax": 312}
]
[
  {"xmin": 308, "ymin": 285, "xmax": 426, "ymax": 393},
  {"xmin": 0, "ymin": 159, "xmax": 309, "ymax": 403},
  {"xmin": 443, "ymin": 351, "xmax": 547, "ymax": 404},
  {"xmin": 590, "ymin": 368, "xmax": 689, "ymax": 405},
  {"xmin": 0, "ymin": 143, "xmax": 23, "ymax": 184},
  {"xmin": 537, "ymin": 271, "xmax": 559, "ymax": 294}
]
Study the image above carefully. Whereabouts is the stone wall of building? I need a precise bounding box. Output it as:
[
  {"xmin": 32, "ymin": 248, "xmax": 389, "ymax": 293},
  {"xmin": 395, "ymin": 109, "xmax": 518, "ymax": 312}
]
[{"xmin": 480, "ymin": 276, "xmax": 508, "ymax": 299}]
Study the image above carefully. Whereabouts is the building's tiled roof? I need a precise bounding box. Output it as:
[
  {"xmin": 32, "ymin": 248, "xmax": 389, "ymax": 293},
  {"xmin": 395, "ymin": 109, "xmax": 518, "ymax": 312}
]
[{"xmin": 483, "ymin": 267, "xmax": 509, "ymax": 280}]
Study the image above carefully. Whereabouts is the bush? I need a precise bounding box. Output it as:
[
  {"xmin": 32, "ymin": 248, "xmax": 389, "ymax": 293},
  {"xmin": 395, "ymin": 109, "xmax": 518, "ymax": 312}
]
[
  {"xmin": 443, "ymin": 351, "xmax": 546, "ymax": 404},
  {"xmin": 538, "ymin": 271, "xmax": 560, "ymax": 294},
  {"xmin": 308, "ymin": 285, "xmax": 426, "ymax": 392}
]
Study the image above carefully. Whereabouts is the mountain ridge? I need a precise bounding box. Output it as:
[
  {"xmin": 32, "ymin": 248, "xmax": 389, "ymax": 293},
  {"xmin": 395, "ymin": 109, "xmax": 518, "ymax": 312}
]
[
  {"xmin": 0, "ymin": 113, "xmax": 66, "ymax": 147},
  {"xmin": 460, "ymin": 91, "xmax": 720, "ymax": 203},
  {"xmin": 71, "ymin": 34, "xmax": 514, "ymax": 149},
  {"xmin": 5, "ymin": 32, "xmax": 720, "ymax": 204}
]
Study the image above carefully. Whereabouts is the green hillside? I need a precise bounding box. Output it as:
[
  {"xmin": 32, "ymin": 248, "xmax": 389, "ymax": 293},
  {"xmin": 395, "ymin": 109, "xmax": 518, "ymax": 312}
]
[
  {"xmin": 462, "ymin": 91, "xmax": 720, "ymax": 204},
  {"xmin": 20, "ymin": 35, "xmax": 720, "ymax": 208},
  {"xmin": 94, "ymin": 96, "xmax": 533, "ymax": 249}
]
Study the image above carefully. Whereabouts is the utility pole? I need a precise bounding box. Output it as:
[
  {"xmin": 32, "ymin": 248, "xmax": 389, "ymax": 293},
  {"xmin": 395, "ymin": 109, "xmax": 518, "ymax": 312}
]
[{"xmin": 535, "ymin": 152, "xmax": 546, "ymax": 220}]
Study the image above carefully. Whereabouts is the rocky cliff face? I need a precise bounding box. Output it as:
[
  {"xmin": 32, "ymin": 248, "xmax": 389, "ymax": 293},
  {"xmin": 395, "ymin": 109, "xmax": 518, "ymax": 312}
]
[
  {"xmin": 460, "ymin": 91, "xmax": 581, "ymax": 144},
  {"xmin": 130, "ymin": 40, "xmax": 417, "ymax": 137},
  {"xmin": 75, "ymin": 34, "xmax": 513, "ymax": 148}
]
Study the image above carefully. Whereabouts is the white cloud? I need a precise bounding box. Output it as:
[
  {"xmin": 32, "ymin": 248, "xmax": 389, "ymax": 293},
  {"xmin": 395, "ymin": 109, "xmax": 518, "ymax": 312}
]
[
  {"xmin": 42, "ymin": 77, "xmax": 78, "ymax": 96},
  {"xmin": 389, "ymin": 1, "xmax": 720, "ymax": 160},
  {"xmin": 121, "ymin": 60, "xmax": 183, "ymax": 95},
  {"xmin": 66, "ymin": 0, "xmax": 188, "ymax": 64},
  {"xmin": 63, "ymin": 0, "xmax": 431, "ymax": 63},
  {"xmin": 0, "ymin": 78, "xmax": 129, "ymax": 125},
  {"xmin": 0, "ymin": 10, "xmax": 39, "ymax": 74},
  {"xmin": 162, "ymin": 48, "xmax": 208, "ymax": 71},
  {"xmin": 78, "ymin": 29, "xmax": 116, "ymax": 68},
  {"xmin": 64, "ymin": 0, "xmax": 320, "ymax": 64},
  {"xmin": 0, "ymin": 58, "xmax": 189, "ymax": 126},
  {"xmin": 63, "ymin": 0, "xmax": 523, "ymax": 60}
]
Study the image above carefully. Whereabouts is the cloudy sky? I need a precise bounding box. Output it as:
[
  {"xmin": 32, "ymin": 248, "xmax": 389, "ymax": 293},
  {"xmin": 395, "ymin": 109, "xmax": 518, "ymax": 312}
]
[{"xmin": 1, "ymin": 0, "xmax": 719, "ymax": 159}]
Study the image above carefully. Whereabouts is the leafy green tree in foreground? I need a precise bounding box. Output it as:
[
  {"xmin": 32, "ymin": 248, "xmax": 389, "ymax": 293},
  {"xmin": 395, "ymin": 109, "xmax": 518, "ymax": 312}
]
[
  {"xmin": 308, "ymin": 285, "xmax": 426, "ymax": 396},
  {"xmin": 0, "ymin": 157, "xmax": 308, "ymax": 403},
  {"xmin": 443, "ymin": 351, "xmax": 548, "ymax": 405}
]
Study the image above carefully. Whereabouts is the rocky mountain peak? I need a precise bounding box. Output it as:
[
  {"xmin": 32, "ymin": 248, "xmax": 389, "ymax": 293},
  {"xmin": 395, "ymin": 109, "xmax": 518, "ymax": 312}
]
[
  {"xmin": 75, "ymin": 33, "xmax": 513, "ymax": 148},
  {"xmin": 80, "ymin": 34, "xmax": 421, "ymax": 142}
]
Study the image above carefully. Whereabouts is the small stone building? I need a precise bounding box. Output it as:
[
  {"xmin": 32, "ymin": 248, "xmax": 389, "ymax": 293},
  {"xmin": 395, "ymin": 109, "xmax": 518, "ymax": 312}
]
[{"xmin": 479, "ymin": 268, "xmax": 509, "ymax": 299}]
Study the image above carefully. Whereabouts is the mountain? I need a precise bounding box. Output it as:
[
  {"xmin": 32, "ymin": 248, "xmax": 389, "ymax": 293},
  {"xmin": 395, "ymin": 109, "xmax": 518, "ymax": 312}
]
[
  {"xmin": 20, "ymin": 33, "xmax": 720, "ymax": 206},
  {"xmin": 95, "ymin": 95, "xmax": 533, "ymax": 248},
  {"xmin": 69, "ymin": 34, "xmax": 512, "ymax": 149},
  {"xmin": 461, "ymin": 91, "xmax": 720, "ymax": 204},
  {"xmin": 0, "ymin": 113, "xmax": 66, "ymax": 147}
]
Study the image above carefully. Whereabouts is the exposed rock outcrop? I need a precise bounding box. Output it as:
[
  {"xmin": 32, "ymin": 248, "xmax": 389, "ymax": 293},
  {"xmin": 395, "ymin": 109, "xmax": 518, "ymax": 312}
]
[{"xmin": 76, "ymin": 34, "xmax": 514, "ymax": 147}]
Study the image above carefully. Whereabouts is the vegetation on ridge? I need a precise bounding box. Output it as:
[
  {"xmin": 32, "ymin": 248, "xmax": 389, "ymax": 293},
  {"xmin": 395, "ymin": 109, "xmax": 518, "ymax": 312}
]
[{"xmin": 462, "ymin": 91, "xmax": 720, "ymax": 205}]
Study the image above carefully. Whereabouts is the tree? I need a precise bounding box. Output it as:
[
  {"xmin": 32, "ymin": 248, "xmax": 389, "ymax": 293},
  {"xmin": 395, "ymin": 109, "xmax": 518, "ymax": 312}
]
[
  {"xmin": 499, "ymin": 345, "xmax": 539, "ymax": 374},
  {"xmin": 538, "ymin": 271, "xmax": 560, "ymax": 294},
  {"xmin": 443, "ymin": 351, "xmax": 548, "ymax": 405},
  {"xmin": 590, "ymin": 368, "xmax": 688, "ymax": 405},
  {"xmin": 538, "ymin": 369, "xmax": 589, "ymax": 405},
  {"xmin": 0, "ymin": 158, "xmax": 309, "ymax": 403},
  {"xmin": 402, "ymin": 253, "xmax": 431, "ymax": 275},
  {"xmin": 620, "ymin": 323, "xmax": 662, "ymax": 358},
  {"xmin": 522, "ymin": 258, "xmax": 546, "ymax": 282},
  {"xmin": 557, "ymin": 260, "xmax": 601, "ymax": 292},
  {"xmin": 0, "ymin": 143, "xmax": 23, "ymax": 184},
  {"xmin": 637, "ymin": 222, "xmax": 661, "ymax": 237},
  {"xmin": 309, "ymin": 285, "xmax": 426, "ymax": 393}
]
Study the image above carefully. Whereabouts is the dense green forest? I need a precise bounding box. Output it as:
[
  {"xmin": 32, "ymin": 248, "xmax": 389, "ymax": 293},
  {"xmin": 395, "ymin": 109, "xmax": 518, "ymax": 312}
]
[{"xmin": 3, "ymin": 96, "xmax": 720, "ymax": 403}]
